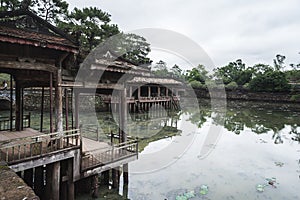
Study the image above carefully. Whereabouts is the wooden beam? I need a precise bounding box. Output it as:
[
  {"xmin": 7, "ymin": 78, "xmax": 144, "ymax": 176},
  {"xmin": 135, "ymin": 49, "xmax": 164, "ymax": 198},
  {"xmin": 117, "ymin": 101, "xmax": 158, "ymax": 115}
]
[{"xmin": 0, "ymin": 60, "xmax": 57, "ymax": 72}]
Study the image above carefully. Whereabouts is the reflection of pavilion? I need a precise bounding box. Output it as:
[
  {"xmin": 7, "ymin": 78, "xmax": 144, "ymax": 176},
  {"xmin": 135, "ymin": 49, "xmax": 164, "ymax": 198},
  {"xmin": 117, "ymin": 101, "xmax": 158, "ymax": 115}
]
[{"xmin": 103, "ymin": 76, "xmax": 184, "ymax": 112}]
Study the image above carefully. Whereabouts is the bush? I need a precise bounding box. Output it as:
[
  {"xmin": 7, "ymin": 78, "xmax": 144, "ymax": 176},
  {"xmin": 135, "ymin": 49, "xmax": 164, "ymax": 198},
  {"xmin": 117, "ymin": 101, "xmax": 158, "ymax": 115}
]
[
  {"xmin": 190, "ymin": 80, "xmax": 205, "ymax": 89},
  {"xmin": 243, "ymin": 83, "xmax": 250, "ymax": 90},
  {"xmin": 290, "ymin": 94, "xmax": 300, "ymax": 101},
  {"xmin": 226, "ymin": 81, "xmax": 238, "ymax": 90},
  {"xmin": 249, "ymin": 71, "xmax": 291, "ymax": 92}
]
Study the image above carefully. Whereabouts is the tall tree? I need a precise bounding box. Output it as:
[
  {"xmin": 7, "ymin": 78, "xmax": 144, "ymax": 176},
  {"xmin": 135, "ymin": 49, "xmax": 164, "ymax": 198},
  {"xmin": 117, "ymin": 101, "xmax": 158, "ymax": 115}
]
[
  {"xmin": 0, "ymin": 0, "xmax": 20, "ymax": 11},
  {"xmin": 32, "ymin": 0, "xmax": 69, "ymax": 23},
  {"xmin": 59, "ymin": 7, "xmax": 120, "ymax": 51},
  {"xmin": 106, "ymin": 33, "xmax": 151, "ymax": 65},
  {"xmin": 214, "ymin": 59, "xmax": 252, "ymax": 85},
  {"xmin": 186, "ymin": 64, "xmax": 209, "ymax": 84},
  {"xmin": 152, "ymin": 60, "xmax": 170, "ymax": 77},
  {"xmin": 273, "ymin": 54, "xmax": 286, "ymax": 71}
]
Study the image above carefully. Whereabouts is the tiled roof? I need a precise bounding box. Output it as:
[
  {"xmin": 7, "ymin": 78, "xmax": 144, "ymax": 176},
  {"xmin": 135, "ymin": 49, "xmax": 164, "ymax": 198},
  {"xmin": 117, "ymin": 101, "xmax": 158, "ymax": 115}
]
[{"xmin": 0, "ymin": 25, "xmax": 78, "ymax": 53}]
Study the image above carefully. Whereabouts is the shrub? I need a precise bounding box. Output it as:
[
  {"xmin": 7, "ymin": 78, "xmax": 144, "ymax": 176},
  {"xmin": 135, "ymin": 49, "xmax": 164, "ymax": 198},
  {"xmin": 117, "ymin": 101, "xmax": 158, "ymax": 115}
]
[
  {"xmin": 190, "ymin": 80, "xmax": 205, "ymax": 89},
  {"xmin": 290, "ymin": 94, "xmax": 300, "ymax": 101},
  {"xmin": 249, "ymin": 71, "xmax": 291, "ymax": 92},
  {"xmin": 226, "ymin": 81, "xmax": 238, "ymax": 90}
]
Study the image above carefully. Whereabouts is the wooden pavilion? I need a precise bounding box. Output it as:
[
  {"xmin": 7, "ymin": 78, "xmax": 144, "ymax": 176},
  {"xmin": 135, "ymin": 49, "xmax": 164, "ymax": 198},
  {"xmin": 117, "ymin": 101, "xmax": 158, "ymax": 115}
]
[{"xmin": 0, "ymin": 9, "xmax": 138, "ymax": 200}]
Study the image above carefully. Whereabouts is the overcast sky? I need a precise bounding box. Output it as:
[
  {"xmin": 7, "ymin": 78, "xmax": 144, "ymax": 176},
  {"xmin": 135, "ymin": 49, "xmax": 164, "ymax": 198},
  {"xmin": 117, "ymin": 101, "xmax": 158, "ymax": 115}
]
[{"xmin": 68, "ymin": 0, "xmax": 300, "ymax": 70}]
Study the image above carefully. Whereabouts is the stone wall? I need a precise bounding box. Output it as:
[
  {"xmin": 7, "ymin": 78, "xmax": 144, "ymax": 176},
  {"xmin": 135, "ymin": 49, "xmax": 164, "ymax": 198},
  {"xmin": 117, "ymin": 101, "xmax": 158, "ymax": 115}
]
[
  {"xmin": 190, "ymin": 88, "xmax": 300, "ymax": 103},
  {"xmin": 0, "ymin": 162, "xmax": 39, "ymax": 200},
  {"xmin": 23, "ymin": 92, "xmax": 108, "ymax": 112}
]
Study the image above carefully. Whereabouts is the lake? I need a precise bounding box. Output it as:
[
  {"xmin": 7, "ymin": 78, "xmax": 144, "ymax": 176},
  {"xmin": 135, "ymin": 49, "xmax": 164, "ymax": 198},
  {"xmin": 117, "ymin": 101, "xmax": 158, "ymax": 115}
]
[
  {"xmin": 75, "ymin": 100, "xmax": 300, "ymax": 200},
  {"xmin": 2, "ymin": 100, "xmax": 300, "ymax": 199}
]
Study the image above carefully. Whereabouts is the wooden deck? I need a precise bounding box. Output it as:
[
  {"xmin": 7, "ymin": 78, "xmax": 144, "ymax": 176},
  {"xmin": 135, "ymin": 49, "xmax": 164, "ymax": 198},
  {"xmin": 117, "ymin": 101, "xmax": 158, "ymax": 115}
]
[
  {"xmin": 0, "ymin": 129, "xmax": 80, "ymax": 164},
  {"xmin": 0, "ymin": 128, "xmax": 41, "ymax": 142}
]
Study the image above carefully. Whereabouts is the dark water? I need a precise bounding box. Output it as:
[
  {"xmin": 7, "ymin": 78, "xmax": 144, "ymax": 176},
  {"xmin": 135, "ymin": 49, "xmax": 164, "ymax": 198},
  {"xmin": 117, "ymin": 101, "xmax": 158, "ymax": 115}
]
[{"xmin": 2, "ymin": 100, "xmax": 300, "ymax": 199}]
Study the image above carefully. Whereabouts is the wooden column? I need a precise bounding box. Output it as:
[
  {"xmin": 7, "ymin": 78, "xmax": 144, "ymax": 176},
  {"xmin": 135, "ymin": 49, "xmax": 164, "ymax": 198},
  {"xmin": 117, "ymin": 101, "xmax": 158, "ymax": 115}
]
[
  {"xmin": 49, "ymin": 73, "xmax": 54, "ymax": 133},
  {"xmin": 65, "ymin": 89, "xmax": 69, "ymax": 131},
  {"xmin": 21, "ymin": 87, "xmax": 24, "ymax": 129},
  {"xmin": 129, "ymin": 86, "xmax": 132, "ymax": 97},
  {"xmin": 15, "ymin": 81, "xmax": 22, "ymax": 131},
  {"xmin": 55, "ymin": 66, "xmax": 63, "ymax": 148},
  {"xmin": 148, "ymin": 86, "xmax": 151, "ymax": 97},
  {"xmin": 120, "ymin": 88, "xmax": 129, "ymax": 184},
  {"xmin": 74, "ymin": 91, "xmax": 79, "ymax": 129},
  {"xmin": 137, "ymin": 87, "xmax": 141, "ymax": 98},
  {"xmin": 67, "ymin": 159, "xmax": 74, "ymax": 200},
  {"xmin": 158, "ymin": 86, "xmax": 161, "ymax": 97},
  {"xmin": 52, "ymin": 162, "xmax": 61, "ymax": 200},
  {"xmin": 9, "ymin": 75, "xmax": 13, "ymax": 131},
  {"xmin": 40, "ymin": 87, "xmax": 44, "ymax": 132}
]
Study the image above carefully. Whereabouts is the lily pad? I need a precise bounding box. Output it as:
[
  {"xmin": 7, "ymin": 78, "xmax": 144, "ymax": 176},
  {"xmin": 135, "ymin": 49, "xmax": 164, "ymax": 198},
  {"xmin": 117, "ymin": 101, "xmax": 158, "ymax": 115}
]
[
  {"xmin": 183, "ymin": 190, "xmax": 195, "ymax": 199},
  {"xmin": 199, "ymin": 185, "xmax": 209, "ymax": 195},
  {"xmin": 274, "ymin": 162, "xmax": 284, "ymax": 167},
  {"xmin": 256, "ymin": 184, "xmax": 266, "ymax": 192},
  {"xmin": 176, "ymin": 195, "xmax": 188, "ymax": 200}
]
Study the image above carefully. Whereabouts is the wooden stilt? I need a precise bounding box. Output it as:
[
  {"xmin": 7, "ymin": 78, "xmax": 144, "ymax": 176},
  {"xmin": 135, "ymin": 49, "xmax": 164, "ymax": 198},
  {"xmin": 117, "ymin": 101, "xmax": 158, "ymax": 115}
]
[
  {"xmin": 24, "ymin": 168, "xmax": 33, "ymax": 187},
  {"xmin": 91, "ymin": 175, "xmax": 99, "ymax": 198},
  {"xmin": 52, "ymin": 162, "xmax": 61, "ymax": 200},
  {"xmin": 67, "ymin": 159, "xmax": 74, "ymax": 200},
  {"xmin": 74, "ymin": 91, "xmax": 79, "ymax": 129},
  {"xmin": 34, "ymin": 166, "xmax": 44, "ymax": 198},
  {"xmin": 102, "ymin": 170, "xmax": 109, "ymax": 186},
  {"xmin": 123, "ymin": 164, "xmax": 129, "ymax": 184},
  {"xmin": 112, "ymin": 168, "xmax": 119, "ymax": 189}
]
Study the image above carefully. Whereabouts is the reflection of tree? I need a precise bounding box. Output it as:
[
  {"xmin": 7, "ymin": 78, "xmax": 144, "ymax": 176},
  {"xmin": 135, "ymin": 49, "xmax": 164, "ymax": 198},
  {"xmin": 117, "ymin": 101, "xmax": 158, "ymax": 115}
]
[
  {"xmin": 290, "ymin": 124, "xmax": 300, "ymax": 143},
  {"xmin": 210, "ymin": 101, "xmax": 300, "ymax": 144},
  {"xmin": 182, "ymin": 100, "xmax": 212, "ymax": 128}
]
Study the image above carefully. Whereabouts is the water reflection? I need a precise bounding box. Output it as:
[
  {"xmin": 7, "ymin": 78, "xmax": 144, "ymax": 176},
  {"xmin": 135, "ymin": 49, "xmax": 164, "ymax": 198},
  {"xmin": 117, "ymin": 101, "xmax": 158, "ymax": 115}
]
[{"xmin": 182, "ymin": 100, "xmax": 300, "ymax": 145}]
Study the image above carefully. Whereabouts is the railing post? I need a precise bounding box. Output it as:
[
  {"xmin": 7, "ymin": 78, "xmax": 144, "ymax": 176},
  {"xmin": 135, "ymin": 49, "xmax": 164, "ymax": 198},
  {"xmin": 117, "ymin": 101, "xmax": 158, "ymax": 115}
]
[
  {"xmin": 97, "ymin": 126, "xmax": 99, "ymax": 142},
  {"xmin": 110, "ymin": 131, "xmax": 114, "ymax": 145},
  {"xmin": 28, "ymin": 112, "xmax": 31, "ymax": 128}
]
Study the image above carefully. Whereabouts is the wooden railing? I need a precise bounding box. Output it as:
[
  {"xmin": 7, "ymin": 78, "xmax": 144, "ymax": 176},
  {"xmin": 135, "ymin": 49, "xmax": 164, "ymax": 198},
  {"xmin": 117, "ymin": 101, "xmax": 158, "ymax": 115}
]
[
  {"xmin": 0, "ymin": 129, "xmax": 80, "ymax": 164},
  {"xmin": 0, "ymin": 114, "xmax": 31, "ymax": 131},
  {"xmin": 81, "ymin": 139, "xmax": 138, "ymax": 171},
  {"xmin": 138, "ymin": 96, "xmax": 171, "ymax": 102}
]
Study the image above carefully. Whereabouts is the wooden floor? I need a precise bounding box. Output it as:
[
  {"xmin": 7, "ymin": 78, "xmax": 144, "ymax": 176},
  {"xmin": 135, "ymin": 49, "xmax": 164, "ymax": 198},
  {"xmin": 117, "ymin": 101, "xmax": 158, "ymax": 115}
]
[
  {"xmin": 0, "ymin": 128, "xmax": 42, "ymax": 142},
  {"xmin": 82, "ymin": 137, "xmax": 110, "ymax": 153}
]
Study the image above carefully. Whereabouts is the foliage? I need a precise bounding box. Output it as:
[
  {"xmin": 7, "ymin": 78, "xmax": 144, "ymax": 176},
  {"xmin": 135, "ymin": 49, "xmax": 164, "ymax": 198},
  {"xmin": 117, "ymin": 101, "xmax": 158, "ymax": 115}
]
[
  {"xmin": 285, "ymin": 70, "xmax": 300, "ymax": 83},
  {"xmin": 214, "ymin": 59, "xmax": 252, "ymax": 85},
  {"xmin": 185, "ymin": 64, "xmax": 209, "ymax": 84},
  {"xmin": 32, "ymin": 0, "xmax": 69, "ymax": 23},
  {"xmin": 58, "ymin": 7, "xmax": 119, "ymax": 51},
  {"xmin": 226, "ymin": 81, "xmax": 238, "ymax": 90},
  {"xmin": 152, "ymin": 60, "xmax": 170, "ymax": 76},
  {"xmin": 251, "ymin": 64, "xmax": 273, "ymax": 76},
  {"xmin": 249, "ymin": 71, "xmax": 291, "ymax": 92},
  {"xmin": 0, "ymin": 0, "xmax": 20, "ymax": 11},
  {"xmin": 189, "ymin": 80, "xmax": 205, "ymax": 89},
  {"xmin": 170, "ymin": 64, "xmax": 185, "ymax": 79},
  {"xmin": 290, "ymin": 94, "xmax": 300, "ymax": 101},
  {"xmin": 273, "ymin": 54, "xmax": 286, "ymax": 71},
  {"xmin": 105, "ymin": 33, "xmax": 152, "ymax": 65}
]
